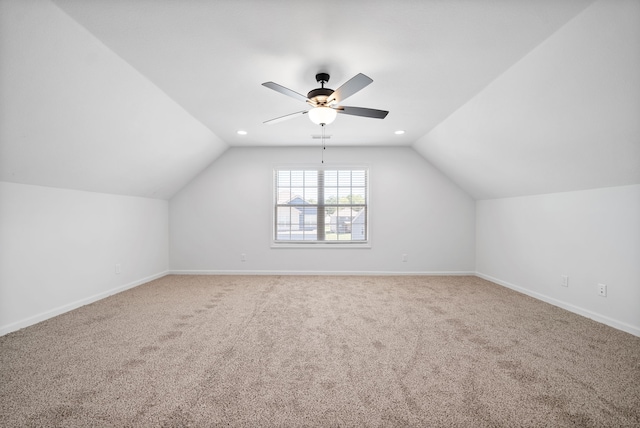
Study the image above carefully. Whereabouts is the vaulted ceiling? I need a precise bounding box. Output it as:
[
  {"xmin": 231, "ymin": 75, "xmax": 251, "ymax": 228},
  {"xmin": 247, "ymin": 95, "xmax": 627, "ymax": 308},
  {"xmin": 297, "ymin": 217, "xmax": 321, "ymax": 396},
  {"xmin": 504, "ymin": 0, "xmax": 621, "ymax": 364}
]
[{"xmin": 1, "ymin": 0, "xmax": 638, "ymax": 199}]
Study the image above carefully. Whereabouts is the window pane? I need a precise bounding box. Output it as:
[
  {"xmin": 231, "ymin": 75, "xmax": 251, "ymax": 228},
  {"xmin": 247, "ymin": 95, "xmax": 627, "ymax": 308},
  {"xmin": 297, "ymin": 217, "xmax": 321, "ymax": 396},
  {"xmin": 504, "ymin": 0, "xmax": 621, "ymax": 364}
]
[
  {"xmin": 338, "ymin": 188, "xmax": 351, "ymax": 202},
  {"xmin": 325, "ymin": 205, "xmax": 338, "ymax": 241},
  {"xmin": 324, "ymin": 187, "xmax": 337, "ymax": 205},
  {"xmin": 304, "ymin": 170, "xmax": 317, "ymax": 186},
  {"xmin": 352, "ymin": 170, "xmax": 365, "ymax": 187},
  {"xmin": 305, "ymin": 187, "xmax": 317, "ymax": 203},
  {"xmin": 352, "ymin": 187, "xmax": 366, "ymax": 204},
  {"xmin": 277, "ymin": 189, "xmax": 291, "ymax": 204},
  {"xmin": 277, "ymin": 170, "xmax": 290, "ymax": 187},
  {"xmin": 324, "ymin": 170, "xmax": 337, "ymax": 187},
  {"xmin": 288, "ymin": 188, "xmax": 303, "ymax": 203},
  {"xmin": 351, "ymin": 208, "xmax": 366, "ymax": 240},
  {"xmin": 276, "ymin": 206, "xmax": 290, "ymax": 226},
  {"xmin": 338, "ymin": 170, "xmax": 351, "ymax": 187},
  {"xmin": 276, "ymin": 206, "xmax": 292, "ymax": 240},
  {"xmin": 291, "ymin": 170, "xmax": 304, "ymax": 187}
]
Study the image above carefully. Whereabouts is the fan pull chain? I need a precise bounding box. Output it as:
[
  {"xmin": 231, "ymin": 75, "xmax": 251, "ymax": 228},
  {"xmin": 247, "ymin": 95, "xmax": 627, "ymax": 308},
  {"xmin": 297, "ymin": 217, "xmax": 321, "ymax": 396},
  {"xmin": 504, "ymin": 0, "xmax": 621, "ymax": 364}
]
[
  {"xmin": 321, "ymin": 123, "xmax": 326, "ymax": 163},
  {"xmin": 320, "ymin": 123, "xmax": 327, "ymax": 163}
]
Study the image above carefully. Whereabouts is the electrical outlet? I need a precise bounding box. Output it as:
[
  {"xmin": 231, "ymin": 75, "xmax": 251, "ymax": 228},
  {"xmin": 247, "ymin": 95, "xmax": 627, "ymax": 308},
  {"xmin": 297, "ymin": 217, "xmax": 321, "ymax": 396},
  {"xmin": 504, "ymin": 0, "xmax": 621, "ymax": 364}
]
[
  {"xmin": 561, "ymin": 275, "xmax": 569, "ymax": 287},
  {"xmin": 598, "ymin": 283, "xmax": 607, "ymax": 297},
  {"xmin": 402, "ymin": 254, "xmax": 408, "ymax": 262},
  {"xmin": 241, "ymin": 253, "xmax": 246, "ymax": 262},
  {"xmin": 115, "ymin": 264, "xmax": 121, "ymax": 274}
]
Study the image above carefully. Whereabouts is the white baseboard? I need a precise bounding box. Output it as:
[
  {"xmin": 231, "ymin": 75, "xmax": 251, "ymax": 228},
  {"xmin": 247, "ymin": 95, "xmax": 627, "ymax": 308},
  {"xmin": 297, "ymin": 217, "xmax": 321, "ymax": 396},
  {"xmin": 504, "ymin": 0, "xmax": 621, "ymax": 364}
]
[
  {"xmin": 0, "ymin": 271, "xmax": 169, "ymax": 336},
  {"xmin": 169, "ymin": 269, "xmax": 476, "ymax": 276},
  {"xmin": 476, "ymin": 272, "xmax": 640, "ymax": 338},
  {"xmin": 12, "ymin": 271, "xmax": 633, "ymax": 339}
]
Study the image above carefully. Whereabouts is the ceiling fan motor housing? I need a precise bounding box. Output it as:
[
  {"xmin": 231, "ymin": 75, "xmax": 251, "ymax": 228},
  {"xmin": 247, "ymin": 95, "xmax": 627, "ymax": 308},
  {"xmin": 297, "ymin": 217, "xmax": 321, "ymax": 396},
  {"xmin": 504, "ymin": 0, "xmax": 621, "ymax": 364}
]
[
  {"xmin": 307, "ymin": 87, "xmax": 334, "ymax": 105},
  {"xmin": 307, "ymin": 72, "xmax": 334, "ymax": 105}
]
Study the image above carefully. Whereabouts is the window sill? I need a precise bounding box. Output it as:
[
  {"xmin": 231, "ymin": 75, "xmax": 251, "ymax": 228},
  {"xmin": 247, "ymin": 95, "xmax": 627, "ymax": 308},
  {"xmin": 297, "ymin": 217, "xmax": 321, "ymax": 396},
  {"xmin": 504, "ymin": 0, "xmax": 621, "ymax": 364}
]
[{"xmin": 271, "ymin": 242, "xmax": 371, "ymax": 249}]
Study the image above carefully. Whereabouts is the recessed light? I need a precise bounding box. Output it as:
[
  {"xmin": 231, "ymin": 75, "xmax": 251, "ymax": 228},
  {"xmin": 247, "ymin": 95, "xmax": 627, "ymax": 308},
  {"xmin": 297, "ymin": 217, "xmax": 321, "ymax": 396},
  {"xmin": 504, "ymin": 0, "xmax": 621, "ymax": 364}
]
[
  {"xmin": 237, "ymin": 130, "xmax": 248, "ymax": 135},
  {"xmin": 394, "ymin": 130, "xmax": 405, "ymax": 135}
]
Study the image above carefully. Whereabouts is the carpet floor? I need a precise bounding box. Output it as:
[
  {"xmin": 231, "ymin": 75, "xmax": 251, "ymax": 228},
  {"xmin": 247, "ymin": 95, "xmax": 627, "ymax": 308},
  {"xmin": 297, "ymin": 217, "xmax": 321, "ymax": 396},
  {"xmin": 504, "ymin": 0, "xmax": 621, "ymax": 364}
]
[{"xmin": 1, "ymin": 275, "xmax": 639, "ymax": 427}]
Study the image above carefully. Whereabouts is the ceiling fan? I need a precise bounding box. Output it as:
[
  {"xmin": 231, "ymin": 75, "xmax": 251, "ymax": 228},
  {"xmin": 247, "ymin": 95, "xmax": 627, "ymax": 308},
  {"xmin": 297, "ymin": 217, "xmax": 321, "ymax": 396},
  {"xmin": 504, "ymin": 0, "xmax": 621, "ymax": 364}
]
[{"xmin": 262, "ymin": 72, "xmax": 389, "ymax": 125}]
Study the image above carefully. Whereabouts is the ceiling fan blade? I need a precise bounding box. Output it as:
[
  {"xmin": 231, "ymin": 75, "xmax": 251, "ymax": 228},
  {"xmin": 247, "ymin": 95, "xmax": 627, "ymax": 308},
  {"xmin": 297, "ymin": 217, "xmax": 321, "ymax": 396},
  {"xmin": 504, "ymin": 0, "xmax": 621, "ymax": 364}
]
[
  {"xmin": 327, "ymin": 73, "xmax": 373, "ymax": 104},
  {"xmin": 263, "ymin": 110, "xmax": 308, "ymax": 125},
  {"xmin": 336, "ymin": 106, "xmax": 389, "ymax": 119},
  {"xmin": 262, "ymin": 82, "xmax": 309, "ymax": 103}
]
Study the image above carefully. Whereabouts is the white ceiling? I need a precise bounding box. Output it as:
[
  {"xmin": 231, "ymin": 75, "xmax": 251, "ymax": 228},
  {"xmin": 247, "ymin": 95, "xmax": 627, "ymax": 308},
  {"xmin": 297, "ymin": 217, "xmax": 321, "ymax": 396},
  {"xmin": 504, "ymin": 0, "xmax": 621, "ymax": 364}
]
[
  {"xmin": 48, "ymin": 0, "xmax": 597, "ymax": 147},
  {"xmin": 1, "ymin": 0, "xmax": 638, "ymax": 199}
]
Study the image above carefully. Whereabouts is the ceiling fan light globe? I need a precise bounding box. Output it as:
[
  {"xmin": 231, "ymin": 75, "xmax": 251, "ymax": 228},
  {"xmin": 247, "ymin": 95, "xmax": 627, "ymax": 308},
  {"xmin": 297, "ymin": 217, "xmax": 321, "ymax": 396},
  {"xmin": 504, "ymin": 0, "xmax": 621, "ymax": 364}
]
[{"xmin": 308, "ymin": 107, "xmax": 337, "ymax": 125}]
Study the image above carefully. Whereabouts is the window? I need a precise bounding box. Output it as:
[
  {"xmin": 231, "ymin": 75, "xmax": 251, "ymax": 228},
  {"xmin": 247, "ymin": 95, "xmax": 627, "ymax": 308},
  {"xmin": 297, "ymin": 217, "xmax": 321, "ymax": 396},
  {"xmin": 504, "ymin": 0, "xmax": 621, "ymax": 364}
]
[{"xmin": 274, "ymin": 168, "xmax": 368, "ymax": 244}]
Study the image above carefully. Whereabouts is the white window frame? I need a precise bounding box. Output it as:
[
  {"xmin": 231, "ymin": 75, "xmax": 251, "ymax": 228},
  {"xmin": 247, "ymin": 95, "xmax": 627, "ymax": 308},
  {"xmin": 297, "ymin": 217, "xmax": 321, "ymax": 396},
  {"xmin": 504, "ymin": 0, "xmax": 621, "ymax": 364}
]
[{"xmin": 272, "ymin": 165, "xmax": 371, "ymax": 249}]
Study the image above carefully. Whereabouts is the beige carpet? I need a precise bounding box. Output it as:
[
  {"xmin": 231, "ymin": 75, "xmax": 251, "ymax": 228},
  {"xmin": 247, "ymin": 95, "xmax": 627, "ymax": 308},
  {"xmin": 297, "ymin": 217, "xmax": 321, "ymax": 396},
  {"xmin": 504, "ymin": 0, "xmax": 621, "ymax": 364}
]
[{"xmin": 1, "ymin": 275, "xmax": 639, "ymax": 427}]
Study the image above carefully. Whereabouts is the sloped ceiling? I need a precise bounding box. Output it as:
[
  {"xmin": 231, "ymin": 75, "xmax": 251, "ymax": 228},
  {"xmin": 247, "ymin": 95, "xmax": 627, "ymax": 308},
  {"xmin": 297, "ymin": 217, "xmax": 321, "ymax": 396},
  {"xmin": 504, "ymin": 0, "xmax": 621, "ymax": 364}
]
[
  {"xmin": 0, "ymin": 0, "xmax": 227, "ymax": 199},
  {"xmin": 414, "ymin": 0, "xmax": 640, "ymax": 199},
  {"xmin": 1, "ymin": 0, "xmax": 638, "ymax": 200}
]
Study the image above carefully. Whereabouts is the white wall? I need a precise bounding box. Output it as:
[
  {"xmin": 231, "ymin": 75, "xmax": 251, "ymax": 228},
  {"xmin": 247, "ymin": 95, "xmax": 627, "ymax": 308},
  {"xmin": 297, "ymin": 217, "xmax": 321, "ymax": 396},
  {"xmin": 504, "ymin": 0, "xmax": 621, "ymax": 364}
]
[
  {"xmin": 476, "ymin": 184, "xmax": 640, "ymax": 336},
  {"xmin": 0, "ymin": 182, "xmax": 169, "ymax": 335},
  {"xmin": 170, "ymin": 146, "xmax": 475, "ymax": 274}
]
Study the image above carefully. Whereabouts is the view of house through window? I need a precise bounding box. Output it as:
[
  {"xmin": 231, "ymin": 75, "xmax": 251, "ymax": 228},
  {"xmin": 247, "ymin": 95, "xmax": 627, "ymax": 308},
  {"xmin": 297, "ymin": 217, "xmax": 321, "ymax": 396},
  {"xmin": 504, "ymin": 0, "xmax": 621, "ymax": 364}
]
[{"xmin": 275, "ymin": 168, "xmax": 368, "ymax": 243}]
